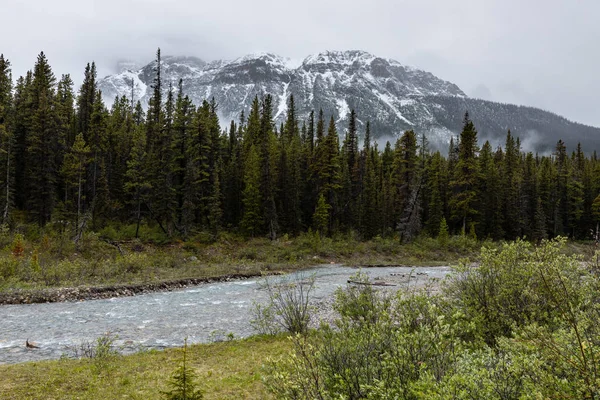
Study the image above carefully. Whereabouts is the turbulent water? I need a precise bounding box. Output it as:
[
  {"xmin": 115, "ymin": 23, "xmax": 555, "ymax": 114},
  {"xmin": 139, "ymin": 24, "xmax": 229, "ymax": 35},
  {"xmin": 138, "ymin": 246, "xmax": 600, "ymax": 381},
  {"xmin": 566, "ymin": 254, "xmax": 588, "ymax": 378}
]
[{"xmin": 0, "ymin": 265, "xmax": 450, "ymax": 364}]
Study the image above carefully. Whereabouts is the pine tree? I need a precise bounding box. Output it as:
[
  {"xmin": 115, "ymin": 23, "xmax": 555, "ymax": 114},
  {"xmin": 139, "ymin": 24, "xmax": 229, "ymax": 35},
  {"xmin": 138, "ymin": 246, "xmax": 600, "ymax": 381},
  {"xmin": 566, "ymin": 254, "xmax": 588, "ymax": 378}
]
[
  {"xmin": 0, "ymin": 55, "xmax": 13, "ymax": 224},
  {"xmin": 161, "ymin": 339, "xmax": 203, "ymax": 400},
  {"xmin": 207, "ymin": 163, "xmax": 223, "ymax": 236},
  {"xmin": 502, "ymin": 130, "xmax": 523, "ymax": 239},
  {"xmin": 449, "ymin": 113, "xmax": 479, "ymax": 234},
  {"xmin": 56, "ymin": 74, "xmax": 76, "ymax": 195},
  {"xmin": 554, "ymin": 140, "xmax": 568, "ymax": 235},
  {"xmin": 61, "ymin": 133, "xmax": 90, "ymax": 238},
  {"xmin": 125, "ymin": 126, "xmax": 150, "ymax": 238},
  {"xmin": 340, "ymin": 109, "xmax": 360, "ymax": 229},
  {"xmin": 172, "ymin": 81, "xmax": 195, "ymax": 228},
  {"xmin": 321, "ymin": 117, "xmax": 342, "ymax": 232},
  {"xmin": 393, "ymin": 130, "xmax": 420, "ymax": 242},
  {"xmin": 12, "ymin": 72, "xmax": 33, "ymax": 211},
  {"xmin": 260, "ymin": 95, "xmax": 279, "ymax": 240},
  {"xmin": 241, "ymin": 145, "xmax": 262, "ymax": 236},
  {"xmin": 277, "ymin": 96, "xmax": 302, "ymax": 233},
  {"xmin": 182, "ymin": 101, "xmax": 212, "ymax": 231},
  {"xmin": 538, "ymin": 156, "xmax": 556, "ymax": 238},
  {"xmin": 77, "ymin": 62, "xmax": 97, "ymax": 142},
  {"xmin": 425, "ymin": 151, "xmax": 444, "ymax": 236},
  {"xmin": 87, "ymin": 89, "xmax": 108, "ymax": 219},
  {"xmin": 26, "ymin": 52, "xmax": 59, "ymax": 226},
  {"xmin": 478, "ymin": 141, "xmax": 503, "ymax": 239},
  {"xmin": 438, "ymin": 216, "xmax": 449, "ymax": 246},
  {"xmin": 567, "ymin": 156, "xmax": 584, "ymax": 237},
  {"xmin": 313, "ymin": 193, "xmax": 331, "ymax": 236},
  {"xmin": 360, "ymin": 146, "xmax": 380, "ymax": 239},
  {"xmin": 300, "ymin": 110, "xmax": 316, "ymax": 228}
]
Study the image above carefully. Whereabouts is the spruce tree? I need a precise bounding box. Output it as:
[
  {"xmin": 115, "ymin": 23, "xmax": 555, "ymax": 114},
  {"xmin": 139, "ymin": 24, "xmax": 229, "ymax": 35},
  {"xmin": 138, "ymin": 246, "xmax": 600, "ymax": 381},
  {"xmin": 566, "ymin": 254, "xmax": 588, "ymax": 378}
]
[
  {"xmin": 61, "ymin": 133, "xmax": 90, "ymax": 238},
  {"xmin": 0, "ymin": 55, "xmax": 13, "ymax": 224},
  {"xmin": 449, "ymin": 113, "xmax": 479, "ymax": 234},
  {"xmin": 260, "ymin": 95, "xmax": 279, "ymax": 240},
  {"xmin": 241, "ymin": 145, "xmax": 262, "ymax": 237},
  {"xmin": 77, "ymin": 62, "xmax": 97, "ymax": 142},
  {"xmin": 26, "ymin": 52, "xmax": 59, "ymax": 226},
  {"xmin": 313, "ymin": 193, "xmax": 331, "ymax": 236},
  {"xmin": 393, "ymin": 130, "xmax": 420, "ymax": 242},
  {"xmin": 425, "ymin": 151, "xmax": 444, "ymax": 236},
  {"xmin": 478, "ymin": 141, "xmax": 503, "ymax": 239},
  {"xmin": 12, "ymin": 72, "xmax": 33, "ymax": 211},
  {"xmin": 172, "ymin": 81, "xmax": 195, "ymax": 228},
  {"xmin": 161, "ymin": 339, "xmax": 203, "ymax": 400},
  {"xmin": 125, "ymin": 126, "xmax": 150, "ymax": 238},
  {"xmin": 502, "ymin": 130, "xmax": 523, "ymax": 239}
]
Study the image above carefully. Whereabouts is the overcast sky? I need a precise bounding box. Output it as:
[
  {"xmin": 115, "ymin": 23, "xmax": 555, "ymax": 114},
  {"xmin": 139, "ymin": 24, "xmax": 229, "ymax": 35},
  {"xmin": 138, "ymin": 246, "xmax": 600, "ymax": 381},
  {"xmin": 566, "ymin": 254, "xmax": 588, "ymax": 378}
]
[{"xmin": 3, "ymin": 0, "xmax": 599, "ymax": 127}]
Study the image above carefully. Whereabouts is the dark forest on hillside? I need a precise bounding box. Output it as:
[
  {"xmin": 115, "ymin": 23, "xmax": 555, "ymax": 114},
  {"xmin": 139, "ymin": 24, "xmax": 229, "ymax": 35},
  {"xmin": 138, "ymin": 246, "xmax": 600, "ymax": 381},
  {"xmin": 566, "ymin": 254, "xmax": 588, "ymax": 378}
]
[{"xmin": 1, "ymin": 50, "xmax": 599, "ymax": 242}]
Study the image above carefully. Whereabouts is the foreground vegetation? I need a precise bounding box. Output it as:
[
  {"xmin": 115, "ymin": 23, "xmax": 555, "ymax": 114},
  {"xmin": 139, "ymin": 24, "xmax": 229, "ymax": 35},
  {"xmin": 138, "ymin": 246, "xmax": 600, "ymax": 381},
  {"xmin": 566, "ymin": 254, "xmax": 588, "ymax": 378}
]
[
  {"xmin": 265, "ymin": 238, "xmax": 600, "ymax": 399},
  {"xmin": 3, "ymin": 238, "xmax": 600, "ymax": 399},
  {"xmin": 0, "ymin": 335, "xmax": 290, "ymax": 400}
]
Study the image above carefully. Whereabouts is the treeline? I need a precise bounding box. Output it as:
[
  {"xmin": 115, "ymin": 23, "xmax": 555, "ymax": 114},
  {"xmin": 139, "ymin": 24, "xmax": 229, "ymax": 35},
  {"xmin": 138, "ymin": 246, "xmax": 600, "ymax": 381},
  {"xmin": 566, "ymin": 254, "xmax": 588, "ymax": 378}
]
[{"xmin": 0, "ymin": 49, "xmax": 599, "ymax": 241}]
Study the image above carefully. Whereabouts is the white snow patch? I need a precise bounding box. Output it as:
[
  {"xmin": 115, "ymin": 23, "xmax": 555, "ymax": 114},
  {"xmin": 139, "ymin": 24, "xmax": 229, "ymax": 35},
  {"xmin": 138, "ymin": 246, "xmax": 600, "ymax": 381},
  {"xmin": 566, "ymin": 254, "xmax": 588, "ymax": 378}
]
[
  {"xmin": 336, "ymin": 98, "xmax": 350, "ymax": 121},
  {"xmin": 275, "ymin": 82, "xmax": 290, "ymax": 119},
  {"xmin": 376, "ymin": 91, "xmax": 413, "ymax": 125},
  {"xmin": 283, "ymin": 57, "xmax": 303, "ymax": 70}
]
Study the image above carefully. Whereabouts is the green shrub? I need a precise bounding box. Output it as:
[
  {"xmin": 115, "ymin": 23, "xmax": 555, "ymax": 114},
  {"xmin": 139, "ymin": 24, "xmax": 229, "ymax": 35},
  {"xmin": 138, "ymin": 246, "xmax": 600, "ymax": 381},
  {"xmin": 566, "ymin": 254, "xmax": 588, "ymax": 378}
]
[
  {"xmin": 265, "ymin": 238, "xmax": 600, "ymax": 399},
  {"xmin": 444, "ymin": 237, "xmax": 586, "ymax": 345},
  {"xmin": 265, "ymin": 277, "xmax": 472, "ymax": 399},
  {"xmin": 252, "ymin": 274, "xmax": 316, "ymax": 335}
]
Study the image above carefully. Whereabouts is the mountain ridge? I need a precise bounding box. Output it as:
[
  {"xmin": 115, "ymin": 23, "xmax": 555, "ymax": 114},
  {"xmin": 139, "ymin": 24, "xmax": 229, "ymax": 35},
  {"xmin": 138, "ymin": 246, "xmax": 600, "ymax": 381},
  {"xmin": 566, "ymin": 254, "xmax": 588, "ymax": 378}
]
[{"xmin": 98, "ymin": 50, "xmax": 600, "ymax": 152}]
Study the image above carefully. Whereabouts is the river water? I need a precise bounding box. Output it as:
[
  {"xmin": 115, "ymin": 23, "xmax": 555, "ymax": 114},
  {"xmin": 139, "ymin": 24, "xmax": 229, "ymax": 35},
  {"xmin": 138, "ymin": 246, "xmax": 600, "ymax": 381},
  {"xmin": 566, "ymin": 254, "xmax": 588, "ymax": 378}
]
[{"xmin": 0, "ymin": 265, "xmax": 450, "ymax": 364}]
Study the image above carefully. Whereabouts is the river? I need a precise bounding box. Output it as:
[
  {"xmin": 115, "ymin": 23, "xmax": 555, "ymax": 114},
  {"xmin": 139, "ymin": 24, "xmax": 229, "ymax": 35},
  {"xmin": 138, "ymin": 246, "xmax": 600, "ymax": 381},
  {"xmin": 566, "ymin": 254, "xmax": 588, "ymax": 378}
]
[{"xmin": 0, "ymin": 265, "xmax": 450, "ymax": 364}]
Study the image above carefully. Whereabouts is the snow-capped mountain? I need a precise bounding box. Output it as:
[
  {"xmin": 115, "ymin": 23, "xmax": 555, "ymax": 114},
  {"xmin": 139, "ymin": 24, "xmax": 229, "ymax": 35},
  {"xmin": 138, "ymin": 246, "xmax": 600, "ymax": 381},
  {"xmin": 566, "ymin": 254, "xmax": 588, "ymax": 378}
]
[{"xmin": 99, "ymin": 50, "xmax": 600, "ymax": 152}]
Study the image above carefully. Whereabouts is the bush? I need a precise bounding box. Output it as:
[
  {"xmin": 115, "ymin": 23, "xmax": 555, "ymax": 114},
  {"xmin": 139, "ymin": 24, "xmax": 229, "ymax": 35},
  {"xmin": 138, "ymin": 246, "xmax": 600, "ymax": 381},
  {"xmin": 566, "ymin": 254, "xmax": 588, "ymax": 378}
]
[
  {"xmin": 444, "ymin": 237, "xmax": 586, "ymax": 344},
  {"xmin": 265, "ymin": 238, "xmax": 600, "ymax": 399},
  {"xmin": 265, "ymin": 277, "xmax": 472, "ymax": 399},
  {"xmin": 251, "ymin": 273, "xmax": 316, "ymax": 335}
]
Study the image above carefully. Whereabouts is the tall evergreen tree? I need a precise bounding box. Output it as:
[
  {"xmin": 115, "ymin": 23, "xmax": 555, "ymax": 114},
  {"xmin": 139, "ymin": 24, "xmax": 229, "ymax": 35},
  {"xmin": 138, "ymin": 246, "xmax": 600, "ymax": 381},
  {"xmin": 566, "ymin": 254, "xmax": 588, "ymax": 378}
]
[
  {"xmin": 26, "ymin": 52, "xmax": 59, "ymax": 226},
  {"xmin": 260, "ymin": 95, "xmax": 279, "ymax": 240},
  {"xmin": 449, "ymin": 112, "xmax": 479, "ymax": 234},
  {"xmin": 393, "ymin": 130, "xmax": 421, "ymax": 242},
  {"xmin": 0, "ymin": 55, "xmax": 13, "ymax": 223},
  {"xmin": 77, "ymin": 62, "xmax": 97, "ymax": 141}
]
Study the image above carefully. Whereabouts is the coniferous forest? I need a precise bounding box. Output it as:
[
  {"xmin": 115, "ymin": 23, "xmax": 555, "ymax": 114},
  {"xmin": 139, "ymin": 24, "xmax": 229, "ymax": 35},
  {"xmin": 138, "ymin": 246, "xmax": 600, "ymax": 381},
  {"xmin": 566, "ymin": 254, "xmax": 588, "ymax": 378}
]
[{"xmin": 1, "ymin": 49, "xmax": 599, "ymax": 243}]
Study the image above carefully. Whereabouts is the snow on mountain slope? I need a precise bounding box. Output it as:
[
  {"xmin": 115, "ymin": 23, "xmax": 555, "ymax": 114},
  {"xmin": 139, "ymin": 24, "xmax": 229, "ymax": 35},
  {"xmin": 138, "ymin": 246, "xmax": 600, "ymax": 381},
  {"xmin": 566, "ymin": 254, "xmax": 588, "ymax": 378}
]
[{"xmin": 98, "ymin": 50, "xmax": 600, "ymax": 151}]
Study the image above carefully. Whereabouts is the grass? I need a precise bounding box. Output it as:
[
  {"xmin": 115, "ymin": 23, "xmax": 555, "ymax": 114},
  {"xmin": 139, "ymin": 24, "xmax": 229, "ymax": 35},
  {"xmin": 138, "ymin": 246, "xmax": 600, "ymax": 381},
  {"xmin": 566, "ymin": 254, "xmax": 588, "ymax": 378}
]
[
  {"xmin": 0, "ymin": 228, "xmax": 485, "ymax": 293},
  {"xmin": 0, "ymin": 335, "xmax": 291, "ymax": 400}
]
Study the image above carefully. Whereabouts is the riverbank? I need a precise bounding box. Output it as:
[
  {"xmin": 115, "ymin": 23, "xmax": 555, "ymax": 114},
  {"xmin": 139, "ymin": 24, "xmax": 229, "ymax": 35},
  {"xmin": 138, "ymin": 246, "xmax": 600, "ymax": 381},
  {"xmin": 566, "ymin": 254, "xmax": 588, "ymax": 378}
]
[
  {"xmin": 0, "ymin": 232, "xmax": 482, "ymax": 303},
  {"xmin": 0, "ymin": 335, "xmax": 289, "ymax": 400},
  {"xmin": 0, "ymin": 271, "xmax": 286, "ymax": 305}
]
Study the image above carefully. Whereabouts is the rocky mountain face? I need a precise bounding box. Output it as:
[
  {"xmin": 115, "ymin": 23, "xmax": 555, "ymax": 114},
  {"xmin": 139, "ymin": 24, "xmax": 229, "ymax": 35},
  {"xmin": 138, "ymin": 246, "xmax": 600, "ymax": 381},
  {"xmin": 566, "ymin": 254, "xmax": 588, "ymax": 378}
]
[{"xmin": 99, "ymin": 50, "xmax": 600, "ymax": 152}]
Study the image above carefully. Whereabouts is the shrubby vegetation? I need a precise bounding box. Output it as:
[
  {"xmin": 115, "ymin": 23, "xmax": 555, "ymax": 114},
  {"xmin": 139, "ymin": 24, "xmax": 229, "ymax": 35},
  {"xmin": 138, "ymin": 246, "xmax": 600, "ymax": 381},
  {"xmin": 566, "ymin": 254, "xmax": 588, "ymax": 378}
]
[
  {"xmin": 251, "ymin": 274, "xmax": 316, "ymax": 335},
  {"xmin": 263, "ymin": 238, "xmax": 600, "ymax": 399},
  {"xmin": 0, "ymin": 228, "xmax": 480, "ymax": 291}
]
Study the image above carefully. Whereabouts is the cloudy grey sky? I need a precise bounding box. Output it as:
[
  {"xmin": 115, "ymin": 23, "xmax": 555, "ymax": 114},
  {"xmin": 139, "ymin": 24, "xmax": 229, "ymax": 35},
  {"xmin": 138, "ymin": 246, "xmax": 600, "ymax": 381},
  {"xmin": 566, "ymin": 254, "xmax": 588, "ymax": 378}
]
[{"xmin": 3, "ymin": 0, "xmax": 599, "ymax": 126}]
